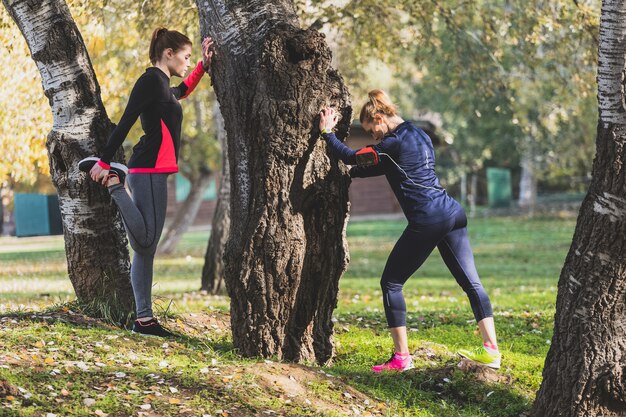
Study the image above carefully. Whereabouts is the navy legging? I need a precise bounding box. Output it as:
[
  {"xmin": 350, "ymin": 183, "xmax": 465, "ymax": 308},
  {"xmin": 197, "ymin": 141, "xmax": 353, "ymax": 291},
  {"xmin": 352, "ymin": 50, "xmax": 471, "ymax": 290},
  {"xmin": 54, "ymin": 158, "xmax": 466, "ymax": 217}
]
[{"xmin": 381, "ymin": 209, "xmax": 493, "ymax": 328}]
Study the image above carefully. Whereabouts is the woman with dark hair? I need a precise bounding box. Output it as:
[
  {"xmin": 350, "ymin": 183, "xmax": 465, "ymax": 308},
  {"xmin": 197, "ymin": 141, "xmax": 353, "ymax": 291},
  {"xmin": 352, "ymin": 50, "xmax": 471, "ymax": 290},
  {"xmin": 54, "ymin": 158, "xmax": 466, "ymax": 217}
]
[
  {"xmin": 79, "ymin": 28, "xmax": 214, "ymax": 337},
  {"xmin": 319, "ymin": 90, "xmax": 500, "ymax": 371}
]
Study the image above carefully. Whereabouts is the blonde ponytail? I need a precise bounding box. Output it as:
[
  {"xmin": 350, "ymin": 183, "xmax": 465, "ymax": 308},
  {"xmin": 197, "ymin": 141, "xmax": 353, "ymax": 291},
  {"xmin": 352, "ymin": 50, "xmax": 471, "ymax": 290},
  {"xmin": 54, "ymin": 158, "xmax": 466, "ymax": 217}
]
[{"xmin": 359, "ymin": 89, "xmax": 398, "ymax": 123}]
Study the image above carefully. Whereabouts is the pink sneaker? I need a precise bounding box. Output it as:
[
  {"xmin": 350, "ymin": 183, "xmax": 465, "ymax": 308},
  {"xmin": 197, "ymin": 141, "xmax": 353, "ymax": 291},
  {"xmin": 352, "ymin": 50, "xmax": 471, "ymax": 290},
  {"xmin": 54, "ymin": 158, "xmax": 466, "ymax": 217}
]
[{"xmin": 372, "ymin": 352, "xmax": 415, "ymax": 373}]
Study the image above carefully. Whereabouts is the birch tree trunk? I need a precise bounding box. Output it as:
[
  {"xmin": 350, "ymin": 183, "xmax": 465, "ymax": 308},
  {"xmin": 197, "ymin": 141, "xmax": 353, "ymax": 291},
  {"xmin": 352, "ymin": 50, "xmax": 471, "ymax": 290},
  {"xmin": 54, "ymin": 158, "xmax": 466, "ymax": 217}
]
[
  {"xmin": 201, "ymin": 104, "xmax": 230, "ymax": 294},
  {"xmin": 531, "ymin": 1, "xmax": 626, "ymax": 415},
  {"xmin": 196, "ymin": 0, "xmax": 351, "ymax": 364},
  {"xmin": 2, "ymin": 0, "xmax": 133, "ymax": 322}
]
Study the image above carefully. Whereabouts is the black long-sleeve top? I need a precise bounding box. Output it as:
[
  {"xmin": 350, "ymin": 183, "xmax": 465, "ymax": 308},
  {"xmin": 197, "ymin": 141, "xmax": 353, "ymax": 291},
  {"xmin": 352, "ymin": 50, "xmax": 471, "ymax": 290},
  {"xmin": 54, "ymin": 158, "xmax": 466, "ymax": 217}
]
[{"xmin": 98, "ymin": 61, "xmax": 207, "ymax": 174}]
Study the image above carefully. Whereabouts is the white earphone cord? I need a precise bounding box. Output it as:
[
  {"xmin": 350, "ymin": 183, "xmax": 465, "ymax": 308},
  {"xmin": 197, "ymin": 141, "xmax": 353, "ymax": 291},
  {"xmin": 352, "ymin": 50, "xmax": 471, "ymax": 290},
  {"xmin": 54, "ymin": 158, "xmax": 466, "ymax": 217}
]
[{"xmin": 378, "ymin": 152, "xmax": 445, "ymax": 193}]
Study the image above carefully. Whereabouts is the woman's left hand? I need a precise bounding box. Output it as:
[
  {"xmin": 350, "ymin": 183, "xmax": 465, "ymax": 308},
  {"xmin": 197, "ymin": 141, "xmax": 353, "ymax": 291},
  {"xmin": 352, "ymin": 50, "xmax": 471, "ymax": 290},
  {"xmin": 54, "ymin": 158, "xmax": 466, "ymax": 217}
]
[{"xmin": 202, "ymin": 37, "xmax": 215, "ymax": 72}]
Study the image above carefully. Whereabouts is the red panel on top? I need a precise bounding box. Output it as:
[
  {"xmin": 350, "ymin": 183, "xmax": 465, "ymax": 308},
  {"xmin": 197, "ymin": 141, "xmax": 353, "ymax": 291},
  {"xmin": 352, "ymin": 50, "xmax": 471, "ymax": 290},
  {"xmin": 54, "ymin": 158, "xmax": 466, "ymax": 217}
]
[{"xmin": 156, "ymin": 120, "xmax": 178, "ymax": 170}]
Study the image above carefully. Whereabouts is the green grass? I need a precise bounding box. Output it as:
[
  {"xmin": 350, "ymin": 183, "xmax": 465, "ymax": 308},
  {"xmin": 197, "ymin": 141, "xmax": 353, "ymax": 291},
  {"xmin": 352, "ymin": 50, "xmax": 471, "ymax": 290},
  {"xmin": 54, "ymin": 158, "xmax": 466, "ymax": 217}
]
[{"xmin": 0, "ymin": 216, "xmax": 576, "ymax": 416}]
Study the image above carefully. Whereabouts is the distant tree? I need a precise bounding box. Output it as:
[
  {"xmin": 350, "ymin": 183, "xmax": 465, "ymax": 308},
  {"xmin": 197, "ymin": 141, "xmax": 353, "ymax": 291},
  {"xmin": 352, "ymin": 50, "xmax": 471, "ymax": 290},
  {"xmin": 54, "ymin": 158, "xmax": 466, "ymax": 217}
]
[{"xmin": 201, "ymin": 103, "xmax": 229, "ymax": 294}]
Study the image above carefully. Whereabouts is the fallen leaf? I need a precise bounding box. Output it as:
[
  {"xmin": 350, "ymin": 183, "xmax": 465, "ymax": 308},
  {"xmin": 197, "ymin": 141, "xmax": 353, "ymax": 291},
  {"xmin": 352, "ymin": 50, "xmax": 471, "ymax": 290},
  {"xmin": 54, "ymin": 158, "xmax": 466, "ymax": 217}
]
[
  {"xmin": 94, "ymin": 410, "xmax": 109, "ymax": 417},
  {"xmin": 83, "ymin": 398, "xmax": 96, "ymax": 407},
  {"xmin": 169, "ymin": 398, "xmax": 181, "ymax": 404},
  {"xmin": 45, "ymin": 357, "xmax": 55, "ymax": 365},
  {"xmin": 140, "ymin": 404, "xmax": 151, "ymax": 410}
]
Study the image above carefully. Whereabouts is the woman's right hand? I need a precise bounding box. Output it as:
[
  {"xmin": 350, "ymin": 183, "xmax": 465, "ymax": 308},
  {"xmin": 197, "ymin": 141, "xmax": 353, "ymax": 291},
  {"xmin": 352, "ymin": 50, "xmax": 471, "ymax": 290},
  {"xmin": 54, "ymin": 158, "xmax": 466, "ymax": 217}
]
[
  {"xmin": 89, "ymin": 162, "xmax": 109, "ymax": 184},
  {"xmin": 319, "ymin": 107, "xmax": 339, "ymax": 133}
]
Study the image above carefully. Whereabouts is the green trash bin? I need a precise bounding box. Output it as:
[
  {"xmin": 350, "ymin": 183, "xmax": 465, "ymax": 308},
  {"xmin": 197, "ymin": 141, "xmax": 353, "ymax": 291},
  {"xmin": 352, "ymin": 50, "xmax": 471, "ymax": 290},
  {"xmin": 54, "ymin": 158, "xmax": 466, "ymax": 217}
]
[
  {"xmin": 486, "ymin": 168, "xmax": 512, "ymax": 208},
  {"xmin": 14, "ymin": 193, "xmax": 63, "ymax": 237}
]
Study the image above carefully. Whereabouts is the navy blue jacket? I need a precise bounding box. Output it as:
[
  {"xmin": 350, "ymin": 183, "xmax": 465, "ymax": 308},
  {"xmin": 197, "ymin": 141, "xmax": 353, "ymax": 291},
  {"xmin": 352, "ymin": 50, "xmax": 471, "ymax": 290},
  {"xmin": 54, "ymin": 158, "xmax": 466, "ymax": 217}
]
[{"xmin": 322, "ymin": 121, "xmax": 462, "ymax": 224}]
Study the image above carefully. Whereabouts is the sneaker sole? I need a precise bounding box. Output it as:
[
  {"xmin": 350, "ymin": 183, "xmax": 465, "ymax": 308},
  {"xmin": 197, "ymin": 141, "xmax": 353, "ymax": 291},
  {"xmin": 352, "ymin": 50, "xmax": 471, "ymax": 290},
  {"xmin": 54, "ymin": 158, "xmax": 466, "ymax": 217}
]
[
  {"xmin": 131, "ymin": 330, "xmax": 174, "ymax": 338},
  {"xmin": 458, "ymin": 352, "xmax": 501, "ymax": 369}
]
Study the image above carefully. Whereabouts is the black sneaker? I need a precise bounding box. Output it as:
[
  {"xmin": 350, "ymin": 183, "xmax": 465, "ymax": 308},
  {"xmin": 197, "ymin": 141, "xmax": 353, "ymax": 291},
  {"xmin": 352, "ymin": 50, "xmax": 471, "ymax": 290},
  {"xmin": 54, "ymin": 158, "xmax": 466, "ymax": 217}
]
[
  {"xmin": 132, "ymin": 318, "xmax": 175, "ymax": 338},
  {"xmin": 78, "ymin": 156, "xmax": 128, "ymax": 184}
]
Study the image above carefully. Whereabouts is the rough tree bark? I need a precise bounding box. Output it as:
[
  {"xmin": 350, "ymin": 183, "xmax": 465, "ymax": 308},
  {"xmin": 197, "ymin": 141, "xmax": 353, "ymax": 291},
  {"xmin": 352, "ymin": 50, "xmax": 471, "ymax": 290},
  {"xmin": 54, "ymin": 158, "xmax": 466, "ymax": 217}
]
[
  {"xmin": 197, "ymin": 0, "xmax": 352, "ymax": 364},
  {"xmin": 531, "ymin": 1, "xmax": 626, "ymax": 415},
  {"xmin": 2, "ymin": 0, "xmax": 134, "ymax": 322},
  {"xmin": 201, "ymin": 103, "xmax": 230, "ymax": 294}
]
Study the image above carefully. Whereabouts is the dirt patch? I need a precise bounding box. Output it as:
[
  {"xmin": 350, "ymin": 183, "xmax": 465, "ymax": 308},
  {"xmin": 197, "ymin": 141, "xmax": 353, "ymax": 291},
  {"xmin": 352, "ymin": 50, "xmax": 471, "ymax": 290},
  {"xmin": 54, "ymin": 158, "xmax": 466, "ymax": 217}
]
[
  {"xmin": 456, "ymin": 359, "xmax": 513, "ymax": 384},
  {"xmin": 166, "ymin": 311, "xmax": 231, "ymax": 336},
  {"xmin": 245, "ymin": 362, "xmax": 385, "ymax": 416},
  {"xmin": 0, "ymin": 380, "xmax": 19, "ymax": 397},
  {"xmin": 425, "ymin": 358, "xmax": 513, "ymax": 385}
]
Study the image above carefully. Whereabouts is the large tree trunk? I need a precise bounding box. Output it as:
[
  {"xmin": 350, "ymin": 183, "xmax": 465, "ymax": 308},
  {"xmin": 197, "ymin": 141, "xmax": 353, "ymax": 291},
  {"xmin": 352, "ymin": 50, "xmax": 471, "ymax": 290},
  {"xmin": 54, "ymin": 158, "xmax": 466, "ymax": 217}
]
[
  {"xmin": 197, "ymin": 0, "xmax": 351, "ymax": 364},
  {"xmin": 2, "ymin": 0, "xmax": 133, "ymax": 323},
  {"xmin": 531, "ymin": 1, "xmax": 626, "ymax": 415},
  {"xmin": 157, "ymin": 171, "xmax": 213, "ymax": 255},
  {"xmin": 201, "ymin": 103, "xmax": 230, "ymax": 294}
]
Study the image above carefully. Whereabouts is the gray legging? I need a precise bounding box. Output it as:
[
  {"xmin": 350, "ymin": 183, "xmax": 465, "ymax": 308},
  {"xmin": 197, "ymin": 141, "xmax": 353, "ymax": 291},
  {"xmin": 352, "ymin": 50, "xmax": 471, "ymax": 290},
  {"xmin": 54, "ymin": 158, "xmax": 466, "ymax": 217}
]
[{"xmin": 108, "ymin": 173, "xmax": 168, "ymax": 318}]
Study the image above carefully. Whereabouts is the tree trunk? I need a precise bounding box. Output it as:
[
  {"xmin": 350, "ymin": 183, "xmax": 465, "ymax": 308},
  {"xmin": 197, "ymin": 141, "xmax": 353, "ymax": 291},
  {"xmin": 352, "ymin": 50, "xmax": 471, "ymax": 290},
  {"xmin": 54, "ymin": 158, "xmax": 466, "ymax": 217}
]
[
  {"xmin": 201, "ymin": 103, "xmax": 230, "ymax": 294},
  {"xmin": 469, "ymin": 172, "xmax": 477, "ymax": 217},
  {"xmin": 531, "ymin": 1, "xmax": 626, "ymax": 415},
  {"xmin": 460, "ymin": 171, "xmax": 467, "ymax": 207},
  {"xmin": 157, "ymin": 172, "xmax": 213, "ymax": 255},
  {"xmin": 519, "ymin": 144, "xmax": 538, "ymax": 214},
  {"xmin": 197, "ymin": 0, "xmax": 351, "ymax": 364},
  {"xmin": 2, "ymin": 0, "xmax": 134, "ymax": 323}
]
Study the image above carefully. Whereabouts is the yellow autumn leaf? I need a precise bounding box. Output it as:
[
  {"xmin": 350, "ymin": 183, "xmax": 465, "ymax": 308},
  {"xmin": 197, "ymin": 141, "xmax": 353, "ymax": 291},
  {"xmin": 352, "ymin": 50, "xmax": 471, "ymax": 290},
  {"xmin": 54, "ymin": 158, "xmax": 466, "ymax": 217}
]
[
  {"xmin": 44, "ymin": 357, "xmax": 55, "ymax": 365},
  {"xmin": 168, "ymin": 398, "xmax": 181, "ymax": 404}
]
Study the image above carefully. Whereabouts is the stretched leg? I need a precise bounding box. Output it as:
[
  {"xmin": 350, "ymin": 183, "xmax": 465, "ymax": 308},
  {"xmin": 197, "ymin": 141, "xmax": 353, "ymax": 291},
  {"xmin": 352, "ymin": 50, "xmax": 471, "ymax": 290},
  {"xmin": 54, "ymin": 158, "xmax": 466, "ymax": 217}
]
[
  {"xmin": 108, "ymin": 174, "xmax": 168, "ymax": 252},
  {"xmin": 108, "ymin": 174, "xmax": 168, "ymax": 319},
  {"xmin": 437, "ymin": 210, "xmax": 500, "ymax": 368},
  {"xmin": 436, "ymin": 211, "xmax": 496, "ymax": 346},
  {"xmin": 380, "ymin": 221, "xmax": 450, "ymax": 353}
]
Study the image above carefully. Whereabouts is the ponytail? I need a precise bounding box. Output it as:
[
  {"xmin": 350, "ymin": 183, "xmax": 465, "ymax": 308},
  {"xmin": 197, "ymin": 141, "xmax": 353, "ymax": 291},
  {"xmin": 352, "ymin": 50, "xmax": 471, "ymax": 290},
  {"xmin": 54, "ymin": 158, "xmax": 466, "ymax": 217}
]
[
  {"xmin": 149, "ymin": 27, "xmax": 192, "ymax": 65},
  {"xmin": 359, "ymin": 89, "xmax": 398, "ymax": 123}
]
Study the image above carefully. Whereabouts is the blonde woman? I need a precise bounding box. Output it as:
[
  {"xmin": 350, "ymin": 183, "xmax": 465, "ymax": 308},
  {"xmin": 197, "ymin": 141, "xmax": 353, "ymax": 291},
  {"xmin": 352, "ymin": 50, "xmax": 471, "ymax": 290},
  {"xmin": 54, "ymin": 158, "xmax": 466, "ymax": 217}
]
[{"xmin": 319, "ymin": 90, "xmax": 500, "ymax": 371}]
